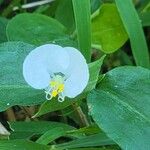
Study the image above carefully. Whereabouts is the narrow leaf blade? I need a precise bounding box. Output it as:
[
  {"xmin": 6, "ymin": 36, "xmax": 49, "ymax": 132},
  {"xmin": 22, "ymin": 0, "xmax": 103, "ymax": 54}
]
[
  {"xmin": 115, "ymin": 0, "xmax": 150, "ymax": 68},
  {"xmin": 72, "ymin": 0, "xmax": 91, "ymax": 62}
]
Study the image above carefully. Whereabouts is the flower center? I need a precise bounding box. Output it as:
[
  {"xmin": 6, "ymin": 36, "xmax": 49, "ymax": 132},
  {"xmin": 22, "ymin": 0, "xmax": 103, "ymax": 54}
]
[{"xmin": 45, "ymin": 73, "xmax": 65, "ymax": 102}]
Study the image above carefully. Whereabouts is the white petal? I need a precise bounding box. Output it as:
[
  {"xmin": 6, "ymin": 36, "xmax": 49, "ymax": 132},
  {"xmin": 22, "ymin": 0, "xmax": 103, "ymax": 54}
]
[
  {"xmin": 64, "ymin": 47, "xmax": 89, "ymax": 98},
  {"xmin": 23, "ymin": 44, "xmax": 70, "ymax": 89}
]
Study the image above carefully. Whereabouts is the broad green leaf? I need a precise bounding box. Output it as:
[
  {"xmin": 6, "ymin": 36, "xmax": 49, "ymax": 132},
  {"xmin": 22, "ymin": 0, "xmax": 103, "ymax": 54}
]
[
  {"xmin": 33, "ymin": 56, "xmax": 105, "ymax": 117},
  {"xmin": 9, "ymin": 121, "xmax": 74, "ymax": 140},
  {"xmin": 87, "ymin": 66, "xmax": 150, "ymax": 150},
  {"xmin": 0, "ymin": 17, "xmax": 8, "ymax": 43},
  {"xmin": 115, "ymin": 0, "xmax": 150, "ymax": 68},
  {"xmin": 0, "ymin": 140, "xmax": 50, "ymax": 150},
  {"xmin": 6, "ymin": 13, "xmax": 76, "ymax": 47},
  {"xmin": 56, "ymin": 133, "xmax": 115, "ymax": 149},
  {"xmin": 72, "ymin": 0, "xmax": 91, "ymax": 62},
  {"xmin": 91, "ymin": 4, "xmax": 128, "ymax": 53},
  {"xmin": 55, "ymin": 0, "xmax": 75, "ymax": 32},
  {"xmin": 0, "ymin": 42, "xmax": 45, "ymax": 111}
]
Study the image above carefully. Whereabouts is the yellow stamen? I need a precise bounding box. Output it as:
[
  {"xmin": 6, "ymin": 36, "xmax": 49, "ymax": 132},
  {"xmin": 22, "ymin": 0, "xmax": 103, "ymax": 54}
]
[
  {"xmin": 49, "ymin": 80, "xmax": 64, "ymax": 98},
  {"xmin": 58, "ymin": 84, "xmax": 64, "ymax": 93},
  {"xmin": 51, "ymin": 90, "xmax": 58, "ymax": 97}
]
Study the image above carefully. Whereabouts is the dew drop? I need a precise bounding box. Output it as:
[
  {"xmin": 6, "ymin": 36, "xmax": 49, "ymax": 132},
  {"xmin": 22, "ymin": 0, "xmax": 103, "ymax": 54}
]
[{"xmin": 7, "ymin": 103, "xmax": 10, "ymax": 106}]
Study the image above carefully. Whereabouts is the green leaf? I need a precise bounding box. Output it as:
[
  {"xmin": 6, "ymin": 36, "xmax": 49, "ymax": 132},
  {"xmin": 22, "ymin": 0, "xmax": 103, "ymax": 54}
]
[
  {"xmin": 7, "ymin": 13, "xmax": 76, "ymax": 47},
  {"xmin": 33, "ymin": 56, "xmax": 105, "ymax": 117},
  {"xmin": 85, "ymin": 55, "xmax": 106, "ymax": 92},
  {"xmin": 0, "ymin": 140, "xmax": 50, "ymax": 150},
  {"xmin": 69, "ymin": 148, "xmax": 116, "ymax": 150},
  {"xmin": 91, "ymin": 0, "xmax": 103, "ymax": 13},
  {"xmin": 0, "ymin": 41, "xmax": 45, "ymax": 111},
  {"xmin": 140, "ymin": 12, "xmax": 150, "ymax": 27},
  {"xmin": 138, "ymin": 0, "xmax": 150, "ymax": 12},
  {"xmin": 72, "ymin": 0, "xmax": 91, "ymax": 62},
  {"xmin": 55, "ymin": 0, "xmax": 75, "ymax": 32},
  {"xmin": 0, "ymin": 0, "xmax": 3, "ymax": 5},
  {"xmin": 9, "ymin": 121, "xmax": 74, "ymax": 140},
  {"xmin": 115, "ymin": 0, "xmax": 150, "ymax": 68},
  {"xmin": 91, "ymin": 4, "xmax": 128, "ymax": 53},
  {"xmin": 87, "ymin": 66, "xmax": 150, "ymax": 150},
  {"xmin": 0, "ymin": 17, "xmax": 8, "ymax": 43},
  {"xmin": 36, "ymin": 127, "xmax": 66, "ymax": 145},
  {"xmin": 67, "ymin": 124, "xmax": 101, "ymax": 135},
  {"xmin": 56, "ymin": 133, "xmax": 115, "ymax": 149}
]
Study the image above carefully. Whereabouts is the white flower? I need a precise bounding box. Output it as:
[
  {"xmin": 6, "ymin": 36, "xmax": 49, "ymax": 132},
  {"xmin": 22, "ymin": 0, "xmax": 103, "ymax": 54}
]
[{"xmin": 23, "ymin": 44, "xmax": 89, "ymax": 102}]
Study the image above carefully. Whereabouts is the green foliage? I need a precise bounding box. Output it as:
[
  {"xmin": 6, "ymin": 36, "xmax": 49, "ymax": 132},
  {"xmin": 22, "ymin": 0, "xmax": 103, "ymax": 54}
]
[
  {"xmin": 0, "ymin": 42, "xmax": 45, "ymax": 111},
  {"xmin": 55, "ymin": 0, "xmax": 75, "ymax": 32},
  {"xmin": 0, "ymin": 17, "xmax": 8, "ymax": 43},
  {"xmin": 0, "ymin": 140, "xmax": 50, "ymax": 150},
  {"xmin": 10, "ymin": 121, "xmax": 74, "ymax": 140},
  {"xmin": 90, "ymin": 0, "xmax": 103, "ymax": 13},
  {"xmin": 91, "ymin": 4, "xmax": 128, "ymax": 53},
  {"xmin": 88, "ymin": 66, "xmax": 150, "ymax": 150},
  {"xmin": 0, "ymin": 0, "xmax": 3, "ymax": 5},
  {"xmin": 36, "ymin": 127, "xmax": 66, "ymax": 145},
  {"xmin": 140, "ymin": 12, "xmax": 150, "ymax": 27},
  {"xmin": 7, "ymin": 13, "xmax": 76, "ymax": 47},
  {"xmin": 56, "ymin": 133, "xmax": 114, "ymax": 149},
  {"xmin": 72, "ymin": 0, "xmax": 91, "ymax": 62},
  {"xmin": 115, "ymin": 0, "xmax": 150, "ymax": 68},
  {"xmin": 0, "ymin": 0, "xmax": 150, "ymax": 149}
]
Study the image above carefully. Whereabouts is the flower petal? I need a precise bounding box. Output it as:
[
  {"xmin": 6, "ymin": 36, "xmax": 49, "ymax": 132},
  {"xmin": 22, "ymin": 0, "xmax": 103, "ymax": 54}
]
[
  {"xmin": 64, "ymin": 47, "xmax": 89, "ymax": 98},
  {"xmin": 23, "ymin": 44, "xmax": 70, "ymax": 89}
]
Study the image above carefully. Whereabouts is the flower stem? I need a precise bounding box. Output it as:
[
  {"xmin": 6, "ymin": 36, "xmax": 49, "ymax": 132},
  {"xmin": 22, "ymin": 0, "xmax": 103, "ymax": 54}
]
[{"xmin": 72, "ymin": 103, "xmax": 89, "ymax": 127}]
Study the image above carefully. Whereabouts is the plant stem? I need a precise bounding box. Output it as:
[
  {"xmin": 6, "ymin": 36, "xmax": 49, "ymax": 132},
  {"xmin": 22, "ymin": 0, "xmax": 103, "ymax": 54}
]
[{"xmin": 72, "ymin": 103, "xmax": 89, "ymax": 127}]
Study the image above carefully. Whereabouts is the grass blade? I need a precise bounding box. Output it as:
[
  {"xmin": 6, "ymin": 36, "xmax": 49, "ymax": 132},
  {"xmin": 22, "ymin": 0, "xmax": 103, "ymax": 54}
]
[
  {"xmin": 115, "ymin": 0, "xmax": 150, "ymax": 68},
  {"xmin": 72, "ymin": 0, "xmax": 91, "ymax": 62}
]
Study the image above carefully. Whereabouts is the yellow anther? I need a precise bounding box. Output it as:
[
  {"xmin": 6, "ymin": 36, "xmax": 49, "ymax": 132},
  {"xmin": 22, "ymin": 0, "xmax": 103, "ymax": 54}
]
[
  {"xmin": 58, "ymin": 84, "xmax": 64, "ymax": 93},
  {"xmin": 51, "ymin": 90, "xmax": 58, "ymax": 97},
  {"xmin": 50, "ymin": 81, "xmax": 57, "ymax": 87},
  {"xmin": 48, "ymin": 75, "xmax": 65, "ymax": 99}
]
